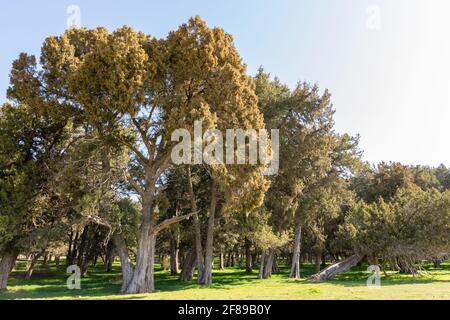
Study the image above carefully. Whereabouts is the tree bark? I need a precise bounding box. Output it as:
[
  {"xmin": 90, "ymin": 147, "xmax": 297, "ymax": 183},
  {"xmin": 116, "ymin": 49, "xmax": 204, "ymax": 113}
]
[
  {"xmin": 245, "ymin": 239, "xmax": 252, "ymax": 273},
  {"xmin": 123, "ymin": 195, "xmax": 156, "ymax": 294},
  {"xmin": 202, "ymin": 180, "xmax": 218, "ymax": 285},
  {"xmin": 112, "ymin": 234, "xmax": 135, "ymax": 293},
  {"xmin": 309, "ymin": 254, "xmax": 363, "ymax": 282},
  {"xmin": 272, "ymin": 255, "xmax": 280, "ymax": 273},
  {"xmin": 169, "ymin": 235, "xmax": 180, "ymax": 276},
  {"xmin": 180, "ymin": 248, "xmax": 196, "ymax": 282},
  {"xmin": 262, "ymin": 250, "xmax": 275, "ymax": 279},
  {"xmin": 25, "ymin": 249, "xmax": 45, "ymax": 279},
  {"xmin": 314, "ymin": 252, "xmax": 322, "ymax": 274},
  {"xmin": 186, "ymin": 167, "xmax": 206, "ymax": 284},
  {"xmin": 219, "ymin": 251, "xmax": 225, "ymax": 270},
  {"xmin": 290, "ymin": 222, "xmax": 302, "ymax": 278},
  {"xmin": 0, "ymin": 250, "xmax": 18, "ymax": 291},
  {"xmin": 433, "ymin": 258, "xmax": 442, "ymax": 269},
  {"xmin": 258, "ymin": 252, "xmax": 266, "ymax": 279}
]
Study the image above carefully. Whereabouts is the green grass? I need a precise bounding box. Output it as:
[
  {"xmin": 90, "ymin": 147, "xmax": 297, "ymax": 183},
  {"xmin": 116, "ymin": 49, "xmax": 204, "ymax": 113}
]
[{"xmin": 0, "ymin": 260, "xmax": 449, "ymax": 300}]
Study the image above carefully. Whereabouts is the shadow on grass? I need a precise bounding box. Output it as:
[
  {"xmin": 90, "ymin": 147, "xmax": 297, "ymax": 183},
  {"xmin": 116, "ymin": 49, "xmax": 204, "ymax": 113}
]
[{"xmin": 1, "ymin": 260, "xmax": 448, "ymax": 299}]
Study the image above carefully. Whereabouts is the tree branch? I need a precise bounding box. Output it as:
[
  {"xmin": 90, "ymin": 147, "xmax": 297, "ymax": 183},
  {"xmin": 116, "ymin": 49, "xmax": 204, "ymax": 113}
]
[
  {"xmin": 154, "ymin": 212, "xmax": 197, "ymax": 235},
  {"xmin": 125, "ymin": 170, "xmax": 145, "ymax": 198}
]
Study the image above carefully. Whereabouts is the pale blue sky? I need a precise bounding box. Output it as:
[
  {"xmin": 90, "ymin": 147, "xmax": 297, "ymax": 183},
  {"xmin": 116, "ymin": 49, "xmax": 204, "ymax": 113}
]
[{"xmin": 1, "ymin": 0, "xmax": 449, "ymax": 166}]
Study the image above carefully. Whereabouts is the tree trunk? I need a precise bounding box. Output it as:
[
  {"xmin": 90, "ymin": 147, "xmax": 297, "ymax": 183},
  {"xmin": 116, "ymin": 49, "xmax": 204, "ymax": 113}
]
[
  {"xmin": 42, "ymin": 252, "xmax": 49, "ymax": 267},
  {"xmin": 186, "ymin": 167, "xmax": 206, "ymax": 284},
  {"xmin": 272, "ymin": 255, "xmax": 280, "ymax": 273},
  {"xmin": 309, "ymin": 254, "xmax": 363, "ymax": 282},
  {"xmin": 433, "ymin": 258, "xmax": 442, "ymax": 269},
  {"xmin": 104, "ymin": 241, "xmax": 115, "ymax": 272},
  {"xmin": 180, "ymin": 248, "xmax": 196, "ymax": 282},
  {"xmin": 219, "ymin": 251, "xmax": 225, "ymax": 270},
  {"xmin": 112, "ymin": 234, "xmax": 135, "ymax": 294},
  {"xmin": 258, "ymin": 252, "xmax": 266, "ymax": 279},
  {"xmin": 262, "ymin": 250, "xmax": 275, "ymax": 279},
  {"xmin": 122, "ymin": 197, "xmax": 156, "ymax": 295},
  {"xmin": 0, "ymin": 250, "xmax": 18, "ymax": 291},
  {"xmin": 245, "ymin": 239, "xmax": 252, "ymax": 273},
  {"xmin": 202, "ymin": 181, "xmax": 218, "ymax": 285},
  {"xmin": 169, "ymin": 235, "xmax": 179, "ymax": 276},
  {"xmin": 290, "ymin": 222, "xmax": 302, "ymax": 278},
  {"xmin": 314, "ymin": 252, "xmax": 322, "ymax": 274},
  {"xmin": 25, "ymin": 250, "xmax": 45, "ymax": 280}
]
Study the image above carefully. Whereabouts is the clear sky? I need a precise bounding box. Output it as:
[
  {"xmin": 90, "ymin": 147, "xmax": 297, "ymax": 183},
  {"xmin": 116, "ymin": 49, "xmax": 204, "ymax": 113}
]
[{"xmin": 1, "ymin": 0, "xmax": 449, "ymax": 166}]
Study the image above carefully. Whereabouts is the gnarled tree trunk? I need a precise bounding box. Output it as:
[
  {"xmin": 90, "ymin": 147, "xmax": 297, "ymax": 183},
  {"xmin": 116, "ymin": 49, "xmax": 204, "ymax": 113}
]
[
  {"xmin": 309, "ymin": 254, "xmax": 362, "ymax": 282},
  {"xmin": 123, "ymin": 196, "xmax": 156, "ymax": 294},
  {"xmin": 113, "ymin": 234, "xmax": 135, "ymax": 294},
  {"xmin": 180, "ymin": 248, "xmax": 196, "ymax": 282},
  {"xmin": 0, "ymin": 250, "xmax": 18, "ymax": 291}
]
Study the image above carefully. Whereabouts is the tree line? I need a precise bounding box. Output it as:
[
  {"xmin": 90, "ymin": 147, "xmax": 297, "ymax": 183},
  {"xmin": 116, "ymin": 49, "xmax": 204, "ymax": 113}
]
[{"xmin": 1, "ymin": 17, "xmax": 449, "ymax": 293}]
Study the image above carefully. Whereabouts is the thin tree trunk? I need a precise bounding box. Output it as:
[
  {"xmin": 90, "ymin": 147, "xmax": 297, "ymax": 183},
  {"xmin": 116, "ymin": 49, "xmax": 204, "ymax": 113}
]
[
  {"xmin": 258, "ymin": 252, "xmax": 266, "ymax": 279},
  {"xmin": 203, "ymin": 180, "xmax": 218, "ymax": 285},
  {"xmin": 309, "ymin": 254, "xmax": 363, "ymax": 282},
  {"xmin": 169, "ymin": 235, "xmax": 180, "ymax": 276},
  {"xmin": 262, "ymin": 250, "xmax": 275, "ymax": 279},
  {"xmin": 186, "ymin": 167, "xmax": 206, "ymax": 284},
  {"xmin": 433, "ymin": 258, "xmax": 442, "ymax": 269},
  {"xmin": 104, "ymin": 240, "xmax": 115, "ymax": 272},
  {"xmin": 245, "ymin": 239, "xmax": 252, "ymax": 273},
  {"xmin": 272, "ymin": 255, "xmax": 280, "ymax": 273},
  {"xmin": 314, "ymin": 252, "xmax": 322, "ymax": 274},
  {"xmin": 0, "ymin": 250, "xmax": 18, "ymax": 291},
  {"xmin": 290, "ymin": 222, "xmax": 302, "ymax": 278},
  {"xmin": 219, "ymin": 251, "xmax": 225, "ymax": 270},
  {"xmin": 25, "ymin": 249, "xmax": 45, "ymax": 280}
]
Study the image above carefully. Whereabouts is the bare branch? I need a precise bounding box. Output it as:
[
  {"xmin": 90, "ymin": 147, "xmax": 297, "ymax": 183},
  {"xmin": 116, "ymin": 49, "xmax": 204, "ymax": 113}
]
[
  {"xmin": 154, "ymin": 212, "xmax": 197, "ymax": 235},
  {"xmin": 125, "ymin": 170, "xmax": 145, "ymax": 198}
]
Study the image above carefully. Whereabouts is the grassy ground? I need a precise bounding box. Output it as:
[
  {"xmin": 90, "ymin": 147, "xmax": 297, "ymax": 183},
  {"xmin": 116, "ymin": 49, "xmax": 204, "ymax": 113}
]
[{"xmin": 0, "ymin": 260, "xmax": 449, "ymax": 300}]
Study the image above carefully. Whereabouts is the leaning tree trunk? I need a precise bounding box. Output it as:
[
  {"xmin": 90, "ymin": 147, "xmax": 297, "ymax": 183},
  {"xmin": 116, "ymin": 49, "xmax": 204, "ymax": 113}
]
[
  {"xmin": 290, "ymin": 222, "xmax": 302, "ymax": 278},
  {"xmin": 309, "ymin": 254, "xmax": 363, "ymax": 282},
  {"xmin": 0, "ymin": 250, "xmax": 18, "ymax": 291},
  {"xmin": 26, "ymin": 250, "xmax": 45, "ymax": 280},
  {"xmin": 113, "ymin": 234, "xmax": 135, "ymax": 294},
  {"xmin": 202, "ymin": 181, "xmax": 218, "ymax": 285},
  {"xmin": 258, "ymin": 252, "xmax": 266, "ymax": 279}
]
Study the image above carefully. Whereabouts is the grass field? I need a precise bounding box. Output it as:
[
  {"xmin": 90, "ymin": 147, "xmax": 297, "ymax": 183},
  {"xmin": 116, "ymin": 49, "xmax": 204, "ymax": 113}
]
[{"xmin": 0, "ymin": 260, "xmax": 449, "ymax": 300}]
